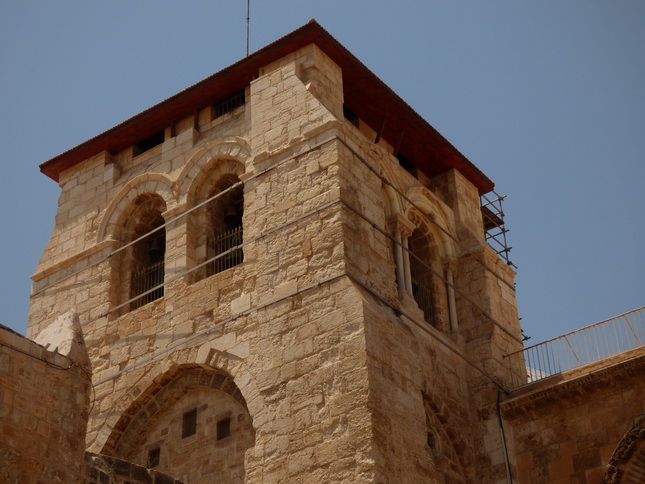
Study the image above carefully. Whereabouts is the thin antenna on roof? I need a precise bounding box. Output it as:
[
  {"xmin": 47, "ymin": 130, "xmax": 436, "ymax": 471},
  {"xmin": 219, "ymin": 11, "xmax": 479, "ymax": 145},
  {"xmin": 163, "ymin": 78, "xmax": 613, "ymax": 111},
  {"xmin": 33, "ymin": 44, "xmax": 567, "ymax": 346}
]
[{"xmin": 246, "ymin": 0, "xmax": 251, "ymax": 56}]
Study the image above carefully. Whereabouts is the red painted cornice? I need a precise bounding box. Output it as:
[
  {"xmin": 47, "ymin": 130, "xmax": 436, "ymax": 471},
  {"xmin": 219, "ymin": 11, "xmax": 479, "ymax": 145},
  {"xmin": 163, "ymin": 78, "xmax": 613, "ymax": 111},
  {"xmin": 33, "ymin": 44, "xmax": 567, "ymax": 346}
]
[{"xmin": 40, "ymin": 20, "xmax": 493, "ymax": 193}]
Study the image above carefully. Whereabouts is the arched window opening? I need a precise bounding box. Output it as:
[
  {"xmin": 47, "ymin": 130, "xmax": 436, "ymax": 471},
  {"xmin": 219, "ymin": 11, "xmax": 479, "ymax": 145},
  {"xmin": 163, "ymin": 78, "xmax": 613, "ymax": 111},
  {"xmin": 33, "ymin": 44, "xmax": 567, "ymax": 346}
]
[
  {"xmin": 409, "ymin": 228, "xmax": 436, "ymax": 325},
  {"xmin": 114, "ymin": 194, "xmax": 167, "ymax": 313},
  {"xmin": 188, "ymin": 164, "xmax": 245, "ymax": 284},
  {"xmin": 206, "ymin": 181, "xmax": 243, "ymax": 276},
  {"xmin": 130, "ymin": 209, "xmax": 166, "ymax": 310}
]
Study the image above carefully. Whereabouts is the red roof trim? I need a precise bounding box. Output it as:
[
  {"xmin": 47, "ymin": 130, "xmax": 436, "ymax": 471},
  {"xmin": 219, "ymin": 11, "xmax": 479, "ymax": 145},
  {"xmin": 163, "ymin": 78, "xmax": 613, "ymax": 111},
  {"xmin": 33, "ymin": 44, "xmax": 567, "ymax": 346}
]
[{"xmin": 40, "ymin": 20, "xmax": 493, "ymax": 193}]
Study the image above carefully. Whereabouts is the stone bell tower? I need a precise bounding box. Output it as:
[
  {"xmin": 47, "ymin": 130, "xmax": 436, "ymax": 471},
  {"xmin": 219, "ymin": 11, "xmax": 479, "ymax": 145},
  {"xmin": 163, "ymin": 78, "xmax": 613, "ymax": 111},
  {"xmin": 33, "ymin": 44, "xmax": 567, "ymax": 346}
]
[{"xmin": 29, "ymin": 20, "xmax": 523, "ymax": 483}]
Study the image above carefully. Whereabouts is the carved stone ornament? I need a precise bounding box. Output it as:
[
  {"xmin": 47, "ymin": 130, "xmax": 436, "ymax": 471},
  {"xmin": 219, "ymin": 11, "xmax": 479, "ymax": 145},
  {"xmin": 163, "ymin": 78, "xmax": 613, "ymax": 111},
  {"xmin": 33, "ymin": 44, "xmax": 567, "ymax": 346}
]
[{"xmin": 602, "ymin": 416, "xmax": 645, "ymax": 483}]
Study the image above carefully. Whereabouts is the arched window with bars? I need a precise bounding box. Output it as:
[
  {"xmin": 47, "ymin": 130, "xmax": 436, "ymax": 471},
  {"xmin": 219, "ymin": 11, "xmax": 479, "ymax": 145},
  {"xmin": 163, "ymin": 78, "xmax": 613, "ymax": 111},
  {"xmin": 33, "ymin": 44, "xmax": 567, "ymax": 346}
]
[
  {"xmin": 113, "ymin": 193, "xmax": 167, "ymax": 313},
  {"xmin": 404, "ymin": 209, "xmax": 452, "ymax": 332},
  {"xmin": 205, "ymin": 177, "xmax": 244, "ymax": 276},
  {"xmin": 188, "ymin": 167, "xmax": 244, "ymax": 283}
]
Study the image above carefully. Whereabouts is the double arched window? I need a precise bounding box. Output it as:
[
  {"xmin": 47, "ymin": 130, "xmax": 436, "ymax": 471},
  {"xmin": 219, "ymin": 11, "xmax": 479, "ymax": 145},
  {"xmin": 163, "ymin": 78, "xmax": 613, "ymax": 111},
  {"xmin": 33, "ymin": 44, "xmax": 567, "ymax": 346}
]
[
  {"xmin": 104, "ymin": 142, "xmax": 249, "ymax": 315},
  {"xmin": 112, "ymin": 174, "xmax": 246, "ymax": 313}
]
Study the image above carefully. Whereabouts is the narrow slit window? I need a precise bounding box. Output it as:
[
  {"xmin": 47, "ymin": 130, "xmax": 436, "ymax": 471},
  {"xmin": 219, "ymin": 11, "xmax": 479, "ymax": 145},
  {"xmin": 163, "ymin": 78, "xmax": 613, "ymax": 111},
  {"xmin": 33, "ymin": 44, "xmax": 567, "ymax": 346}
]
[
  {"xmin": 182, "ymin": 408, "xmax": 197, "ymax": 438},
  {"xmin": 147, "ymin": 447, "xmax": 160, "ymax": 468},
  {"xmin": 217, "ymin": 417, "xmax": 231, "ymax": 440}
]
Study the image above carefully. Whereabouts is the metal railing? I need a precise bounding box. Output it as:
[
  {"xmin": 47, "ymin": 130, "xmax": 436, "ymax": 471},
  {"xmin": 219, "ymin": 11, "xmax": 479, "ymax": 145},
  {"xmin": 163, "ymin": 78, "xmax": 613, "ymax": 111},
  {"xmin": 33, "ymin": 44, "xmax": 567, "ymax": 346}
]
[
  {"xmin": 131, "ymin": 260, "xmax": 165, "ymax": 309},
  {"xmin": 506, "ymin": 307, "xmax": 645, "ymax": 388},
  {"xmin": 412, "ymin": 278, "xmax": 435, "ymax": 325},
  {"xmin": 208, "ymin": 226, "xmax": 243, "ymax": 275}
]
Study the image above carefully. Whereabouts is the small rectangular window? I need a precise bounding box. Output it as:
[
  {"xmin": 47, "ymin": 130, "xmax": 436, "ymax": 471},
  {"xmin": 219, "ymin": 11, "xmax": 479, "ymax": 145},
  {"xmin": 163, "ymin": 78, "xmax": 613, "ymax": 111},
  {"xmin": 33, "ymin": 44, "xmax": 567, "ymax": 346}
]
[
  {"xmin": 182, "ymin": 409, "xmax": 197, "ymax": 438},
  {"xmin": 212, "ymin": 90, "xmax": 245, "ymax": 119},
  {"xmin": 134, "ymin": 130, "xmax": 165, "ymax": 156},
  {"xmin": 216, "ymin": 417, "xmax": 231, "ymax": 440},
  {"xmin": 343, "ymin": 105, "xmax": 359, "ymax": 128},
  {"xmin": 397, "ymin": 153, "xmax": 418, "ymax": 178},
  {"xmin": 147, "ymin": 447, "xmax": 160, "ymax": 468}
]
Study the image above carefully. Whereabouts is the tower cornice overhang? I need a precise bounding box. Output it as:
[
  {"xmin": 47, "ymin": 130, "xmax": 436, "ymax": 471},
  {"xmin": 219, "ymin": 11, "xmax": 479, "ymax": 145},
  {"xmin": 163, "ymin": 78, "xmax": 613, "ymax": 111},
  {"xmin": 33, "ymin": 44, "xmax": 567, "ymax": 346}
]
[{"xmin": 40, "ymin": 20, "xmax": 494, "ymax": 193}]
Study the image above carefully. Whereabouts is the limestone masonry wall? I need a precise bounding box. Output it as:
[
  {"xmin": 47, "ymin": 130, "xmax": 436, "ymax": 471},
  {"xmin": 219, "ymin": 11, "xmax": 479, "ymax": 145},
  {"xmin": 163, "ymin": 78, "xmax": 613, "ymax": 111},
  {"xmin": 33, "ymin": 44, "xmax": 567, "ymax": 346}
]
[
  {"xmin": 0, "ymin": 325, "xmax": 91, "ymax": 484},
  {"xmin": 21, "ymin": 25, "xmax": 643, "ymax": 484},
  {"xmin": 503, "ymin": 354, "xmax": 645, "ymax": 483}
]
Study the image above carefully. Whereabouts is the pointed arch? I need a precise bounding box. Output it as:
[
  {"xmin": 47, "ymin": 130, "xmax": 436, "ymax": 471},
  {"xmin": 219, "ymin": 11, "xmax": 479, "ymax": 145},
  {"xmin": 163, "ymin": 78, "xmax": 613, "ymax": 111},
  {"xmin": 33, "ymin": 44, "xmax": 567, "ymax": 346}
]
[
  {"xmin": 97, "ymin": 344, "xmax": 266, "ymax": 456},
  {"xmin": 401, "ymin": 187, "xmax": 455, "ymax": 331},
  {"xmin": 382, "ymin": 184, "xmax": 401, "ymax": 218},
  {"xmin": 102, "ymin": 365, "xmax": 253, "ymax": 457},
  {"xmin": 406, "ymin": 186, "xmax": 455, "ymax": 260},
  {"xmin": 421, "ymin": 391, "xmax": 474, "ymax": 481}
]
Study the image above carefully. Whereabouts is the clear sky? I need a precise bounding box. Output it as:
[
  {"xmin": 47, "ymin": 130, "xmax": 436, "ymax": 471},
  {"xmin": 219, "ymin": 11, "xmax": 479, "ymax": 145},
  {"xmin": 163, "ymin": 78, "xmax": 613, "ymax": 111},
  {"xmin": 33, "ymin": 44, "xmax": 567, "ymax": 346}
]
[{"xmin": 1, "ymin": 1, "xmax": 643, "ymax": 345}]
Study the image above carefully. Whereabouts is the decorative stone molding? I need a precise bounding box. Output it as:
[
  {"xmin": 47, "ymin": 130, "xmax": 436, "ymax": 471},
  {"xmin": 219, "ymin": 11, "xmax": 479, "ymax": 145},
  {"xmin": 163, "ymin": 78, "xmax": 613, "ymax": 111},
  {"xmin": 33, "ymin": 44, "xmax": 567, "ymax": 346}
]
[
  {"xmin": 387, "ymin": 213, "xmax": 416, "ymax": 240},
  {"xmin": 502, "ymin": 352, "xmax": 645, "ymax": 418},
  {"xmin": 97, "ymin": 173, "xmax": 177, "ymax": 243},
  {"xmin": 177, "ymin": 137, "xmax": 250, "ymax": 199},
  {"xmin": 602, "ymin": 416, "xmax": 645, "ymax": 483}
]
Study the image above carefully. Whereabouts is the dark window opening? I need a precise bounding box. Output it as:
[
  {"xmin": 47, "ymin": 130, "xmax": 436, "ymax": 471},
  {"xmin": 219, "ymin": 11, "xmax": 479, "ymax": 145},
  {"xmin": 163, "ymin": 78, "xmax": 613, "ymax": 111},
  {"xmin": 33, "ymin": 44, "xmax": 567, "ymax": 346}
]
[
  {"xmin": 217, "ymin": 417, "xmax": 231, "ymax": 440},
  {"xmin": 134, "ymin": 131, "xmax": 165, "ymax": 156},
  {"xmin": 207, "ymin": 184, "xmax": 244, "ymax": 276},
  {"xmin": 147, "ymin": 447, "xmax": 160, "ymax": 468},
  {"xmin": 409, "ymin": 228, "xmax": 435, "ymax": 325},
  {"xmin": 182, "ymin": 408, "xmax": 197, "ymax": 438},
  {"xmin": 412, "ymin": 278, "xmax": 434, "ymax": 324},
  {"xmin": 117, "ymin": 194, "xmax": 167, "ymax": 315},
  {"xmin": 397, "ymin": 153, "xmax": 418, "ymax": 177},
  {"xmin": 343, "ymin": 105, "xmax": 359, "ymax": 128},
  {"xmin": 131, "ymin": 228, "xmax": 165, "ymax": 310},
  {"xmin": 212, "ymin": 90, "xmax": 245, "ymax": 119}
]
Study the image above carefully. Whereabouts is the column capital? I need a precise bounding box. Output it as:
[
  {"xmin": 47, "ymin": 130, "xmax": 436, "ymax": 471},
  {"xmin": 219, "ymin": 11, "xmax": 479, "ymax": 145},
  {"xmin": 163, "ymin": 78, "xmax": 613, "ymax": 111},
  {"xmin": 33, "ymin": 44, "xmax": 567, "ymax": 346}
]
[{"xmin": 387, "ymin": 214, "xmax": 416, "ymax": 238}]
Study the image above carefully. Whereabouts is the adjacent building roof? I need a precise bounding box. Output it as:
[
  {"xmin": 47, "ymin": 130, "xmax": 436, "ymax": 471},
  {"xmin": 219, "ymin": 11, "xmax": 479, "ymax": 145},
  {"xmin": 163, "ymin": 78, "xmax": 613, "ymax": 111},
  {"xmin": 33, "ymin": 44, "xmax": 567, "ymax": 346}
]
[{"xmin": 40, "ymin": 20, "xmax": 494, "ymax": 193}]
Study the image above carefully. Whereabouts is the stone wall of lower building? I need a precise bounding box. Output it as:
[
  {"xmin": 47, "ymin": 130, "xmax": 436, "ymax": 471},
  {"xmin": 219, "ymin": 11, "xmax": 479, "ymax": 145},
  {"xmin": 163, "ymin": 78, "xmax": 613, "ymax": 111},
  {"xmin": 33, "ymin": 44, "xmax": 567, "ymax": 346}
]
[
  {"xmin": 502, "ymin": 351, "xmax": 645, "ymax": 483},
  {"xmin": 0, "ymin": 325, "xmax": 91, "ymax": 484}
]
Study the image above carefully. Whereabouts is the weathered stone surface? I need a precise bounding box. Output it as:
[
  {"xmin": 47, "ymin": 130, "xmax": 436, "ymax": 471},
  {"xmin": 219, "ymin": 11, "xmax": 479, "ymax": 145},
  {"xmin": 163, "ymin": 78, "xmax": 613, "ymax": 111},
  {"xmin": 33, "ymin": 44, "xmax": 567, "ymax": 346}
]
[
  {"xmin": 16, "ymin": 21, "xmax": 643, "ymax": 484},
  {"xmin": 0, "ymin": 325, "xmax": 91, "ymax": 484}
]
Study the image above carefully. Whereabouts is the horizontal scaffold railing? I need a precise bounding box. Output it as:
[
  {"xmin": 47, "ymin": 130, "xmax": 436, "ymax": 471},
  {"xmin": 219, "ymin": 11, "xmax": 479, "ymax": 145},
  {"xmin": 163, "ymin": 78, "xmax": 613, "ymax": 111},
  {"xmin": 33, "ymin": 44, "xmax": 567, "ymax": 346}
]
[{"xmin": 505, "ymin": 307, "xmax": 645, "ymax": 388}]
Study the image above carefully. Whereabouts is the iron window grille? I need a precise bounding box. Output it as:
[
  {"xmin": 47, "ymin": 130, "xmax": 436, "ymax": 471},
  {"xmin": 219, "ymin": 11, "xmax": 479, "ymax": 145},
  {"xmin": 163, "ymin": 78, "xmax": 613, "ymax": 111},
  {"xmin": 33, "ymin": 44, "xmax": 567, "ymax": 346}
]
[
  {"xmin": 212, "ymin": 90, "xmax": 245, "ymax": 119},
  {"xmin": 131, "ymin": 260, "xmax": 164, "ymax": 309},
  {"xmin": 412, "ymin": 278, "xmax": 434, "ymax": 325},
  {"xmin": 208, "ymin": 226, "xmax": 243, "ymax": 275}
]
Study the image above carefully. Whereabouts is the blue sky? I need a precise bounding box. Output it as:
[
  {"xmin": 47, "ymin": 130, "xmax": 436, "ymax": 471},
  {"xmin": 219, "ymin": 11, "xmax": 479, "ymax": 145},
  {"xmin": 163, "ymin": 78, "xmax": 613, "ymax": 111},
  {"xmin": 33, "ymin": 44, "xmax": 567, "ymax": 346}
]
[{"xmin": 1, "ymin": 1, "xmax": 643, "ymax": 345}]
